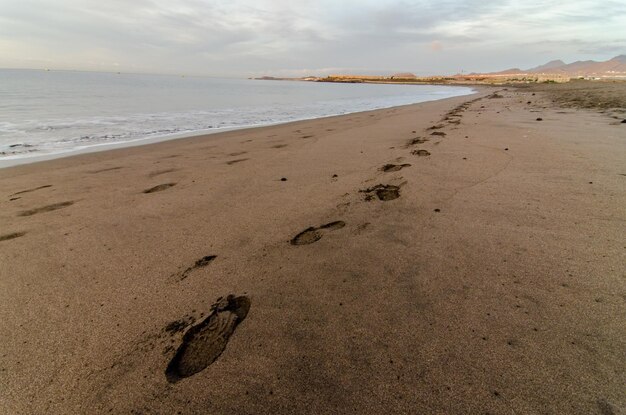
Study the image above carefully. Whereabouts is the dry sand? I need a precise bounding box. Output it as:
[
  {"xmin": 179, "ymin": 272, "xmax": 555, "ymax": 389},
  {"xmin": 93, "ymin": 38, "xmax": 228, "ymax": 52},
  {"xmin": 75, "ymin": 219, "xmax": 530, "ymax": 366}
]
[{"xmin": 0, "ymin": 86, "xmax": 625, "ymax": 414}]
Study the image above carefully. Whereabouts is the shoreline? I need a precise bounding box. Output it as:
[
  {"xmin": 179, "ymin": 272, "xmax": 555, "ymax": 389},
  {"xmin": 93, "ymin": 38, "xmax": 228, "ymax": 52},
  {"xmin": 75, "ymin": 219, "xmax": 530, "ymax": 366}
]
[
  {"xmin": 0, "ymin": 82, "xmax": 475, "ymax": 169},
  {"xmin": 1, "ymin": 85, "xmax": 624, "ymax": 414},
  {"xmin": 0, "ymin": 88, "xmax": 478, "ymax": 171}
]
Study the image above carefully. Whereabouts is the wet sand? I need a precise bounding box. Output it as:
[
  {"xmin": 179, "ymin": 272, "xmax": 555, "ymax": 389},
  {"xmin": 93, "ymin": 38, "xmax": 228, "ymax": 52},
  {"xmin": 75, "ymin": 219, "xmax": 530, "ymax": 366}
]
[{"xmin": 1, "ymin": 87, "xmax": 625, "ymax": 414}]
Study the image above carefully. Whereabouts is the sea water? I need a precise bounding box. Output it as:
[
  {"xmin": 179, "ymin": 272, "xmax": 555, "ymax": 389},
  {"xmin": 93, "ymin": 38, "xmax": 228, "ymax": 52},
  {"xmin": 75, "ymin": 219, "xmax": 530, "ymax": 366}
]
[{"xmin": 0, "ymin": 69, "xmax": 473, "ymax": 166}]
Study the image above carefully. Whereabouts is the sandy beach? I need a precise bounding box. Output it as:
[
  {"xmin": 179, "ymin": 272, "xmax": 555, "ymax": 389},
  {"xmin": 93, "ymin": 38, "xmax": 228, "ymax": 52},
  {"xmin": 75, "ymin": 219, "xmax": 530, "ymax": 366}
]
[{"xmin": 1, "ymin": 85, "xmax": 625, "ymax": 414}]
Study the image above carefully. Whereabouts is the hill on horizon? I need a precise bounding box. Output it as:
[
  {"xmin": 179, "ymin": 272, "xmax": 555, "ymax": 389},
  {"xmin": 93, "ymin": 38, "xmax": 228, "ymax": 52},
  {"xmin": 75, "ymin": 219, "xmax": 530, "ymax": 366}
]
[{"xmin": 481, "ymin": 55, "xmax": 626, "ymax": 77}]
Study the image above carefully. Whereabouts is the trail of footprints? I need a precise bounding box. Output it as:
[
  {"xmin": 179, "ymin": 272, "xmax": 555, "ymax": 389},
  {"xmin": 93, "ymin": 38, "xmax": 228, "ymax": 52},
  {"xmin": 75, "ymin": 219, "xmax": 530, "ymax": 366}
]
[{"xmin": 4, "ymin": 95, "xmax": 489, "ymax": 384}]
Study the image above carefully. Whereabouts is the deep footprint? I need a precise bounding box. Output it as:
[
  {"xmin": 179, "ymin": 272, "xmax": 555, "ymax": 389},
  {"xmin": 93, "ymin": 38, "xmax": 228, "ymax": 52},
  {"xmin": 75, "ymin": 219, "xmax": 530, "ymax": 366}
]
[
  {"xmin": 381, "ymin": 163, "xmax": 411, "ymax": 172},
  {"xmin": 165, "ymin": 295, "xmax": 251, "ymax": 383},
  {"xmin": 362, "ymin": 184, "xmax": 400, "ymax": 201},
  {"xmin": 412, "ymin": 149, "xmax": 431, "ymax": 157},
  {"xmin": 143, "ymin": 183, "xmax": 176, "ymax": 193},
  {"xmin": 18, "ymin": 201, "xmax": 74, "ymax": 217},
  {"xmin": 291, "ymin": 220, "xmax": 346, "ymax": 245}
]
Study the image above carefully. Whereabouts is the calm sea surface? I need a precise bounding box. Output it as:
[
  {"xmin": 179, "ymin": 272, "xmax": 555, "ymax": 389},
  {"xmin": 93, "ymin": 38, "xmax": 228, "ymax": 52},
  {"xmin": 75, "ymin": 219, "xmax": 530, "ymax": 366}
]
[{"xmin": 0, "ymin": 69, "xmax": 473, "ymax": 164}]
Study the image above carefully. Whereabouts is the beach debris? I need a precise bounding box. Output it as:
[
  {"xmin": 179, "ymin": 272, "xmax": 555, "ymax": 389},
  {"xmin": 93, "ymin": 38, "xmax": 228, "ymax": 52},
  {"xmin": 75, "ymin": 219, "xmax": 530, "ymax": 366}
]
[
  {"xmin": 165, "ymin": 295, "xmax": 251, "ymax": 383},
  {"xmin": 291, "ymin": 221, "xmax": 346, "ymax": 245},
  {"xmin": 280, "ymin": 177, "xmax": 287, "ymax": 181},
  {"xmin": 536, "ymin": 117, "xmax": 543, "ymax": 121}
]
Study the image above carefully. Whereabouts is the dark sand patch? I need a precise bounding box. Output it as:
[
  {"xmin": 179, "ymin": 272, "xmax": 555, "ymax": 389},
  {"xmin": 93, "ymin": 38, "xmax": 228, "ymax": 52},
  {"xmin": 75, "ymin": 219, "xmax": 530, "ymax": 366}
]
[
  {"xmin": 412, "ymin": 149, "xmax": 431, "ymax": 157},
  {"xmin": 291, "ymin": 221, "xmax": 346, "ymax": 245},
  {"xmin": 226, "ymin": 158, "xmax": 249, "ymax": 165},
  {"xmin": 381, "ymin": 163, "xmax": 411, "ymax": 172},
  {"xmin": 272, "ymin": 144, "xmax": 288, "ymax": 149},
  {"xmin": 301, "ymin": 135, "xmax": 314, "ymax": 139},
  {"xmin": 229, "ymin": 151, "xmax": 247, "ymax": 157},
  {"xmin": 18, "ymin": 201, "xmax": 74, "ymax": 217},
  {"xmin": 11, "ymin": 184, "xmax": 52, "ymax": 196},
  {"xmin": 430, "ymin": 131, "xmax": 446, "ymax": 137},
  {"xmin": 362, "ymin": 184, "xmax": 401, "ymax": 201},
  {"xmin": 0, "ymin": 232, "xmax": 26, "ymax": 242},
  {"xmin": 165, "ymin": 295, "xmax": 250, "ymax": 383},
  {"xmin": 143, "ymin": 183, "xmax": 176, "ymax": 194}
]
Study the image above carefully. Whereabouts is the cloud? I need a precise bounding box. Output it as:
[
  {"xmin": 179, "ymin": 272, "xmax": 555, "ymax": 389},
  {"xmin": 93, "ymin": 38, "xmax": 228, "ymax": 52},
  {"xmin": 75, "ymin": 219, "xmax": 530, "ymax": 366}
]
[{"xmin": 0, "ymin": 0, "xmax": 624, "ymax": 75}]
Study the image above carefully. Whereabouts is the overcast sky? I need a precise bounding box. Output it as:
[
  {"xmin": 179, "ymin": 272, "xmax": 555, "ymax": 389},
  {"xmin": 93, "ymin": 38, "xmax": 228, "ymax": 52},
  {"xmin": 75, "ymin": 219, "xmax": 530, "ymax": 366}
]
[{"xmin": 0, "ymin": 0, "xmax": 624, "ymax": 77}]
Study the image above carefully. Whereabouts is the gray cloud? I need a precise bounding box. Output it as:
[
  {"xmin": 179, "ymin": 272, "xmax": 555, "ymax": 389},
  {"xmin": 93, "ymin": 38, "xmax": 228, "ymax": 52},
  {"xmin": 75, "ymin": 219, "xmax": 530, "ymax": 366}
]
[{"xmin": 0, "ymin": 0, "xmax": 624, "ymax": 76}]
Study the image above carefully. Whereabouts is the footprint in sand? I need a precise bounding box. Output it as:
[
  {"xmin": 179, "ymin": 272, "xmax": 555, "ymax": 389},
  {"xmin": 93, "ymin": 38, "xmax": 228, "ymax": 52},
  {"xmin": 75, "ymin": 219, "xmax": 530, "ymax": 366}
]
[
  {"xmin": 0, "ymin": 232, "xmax": 26, "ymax": 242},
  {"xmin": 412, "ymin": 149, "xmax": 431, "ymax": 157},
  {"xmin": 597, "ymin": 398, "xmax": 624, "ymax": 415},
  {"xmin": 89, "ymin": 166, "xmax": 124, "ymax": 174},
  {"xmin": 380, "ymin": 163, "xmax": 411, "ymax": 172},
  {"xmin": 406, "ymin": 137, "xmax": 428, "ymax": 147},
  {"xmin": 291, "ymin": 221, "xmax": 346, "ymax": 245},
  {"xmin": 430, "ymin": 131, "xmax": 446, "ymax": 137},
  {"xmin": 173, "ymin": 255, "xmax": 217, "ymax": 281},
  {"xmin": 10, "ymin": 184, "xmax": 52, "ymax": 196},
  {"xmin": 226, "ymin": 158, "xmax": 249, "ymax": 165},
  {"xmin": 165, "ymin": 295, "xmax": 251, "ymax": 383},
  {"xmin": 361, "ymin": 184, "xmax": 400, "ymax": 201},
  {"xmin": 143, "ymin": 183, "xmax": 176, "ymax": 193},
  {"xmin": 148, "ymin": 168, "xmax": 179, "ymax": 178},
  {"xmin": 18, "ymin": 201, "xmax": 75, "ymax": 217}
]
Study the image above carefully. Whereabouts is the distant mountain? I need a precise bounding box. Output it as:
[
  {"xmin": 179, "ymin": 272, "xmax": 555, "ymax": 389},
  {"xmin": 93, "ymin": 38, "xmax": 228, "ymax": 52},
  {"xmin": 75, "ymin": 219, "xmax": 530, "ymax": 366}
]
[
  {"xmin": 527, "ymin": 60, "xmax": 566, "ymax": 72},
  {"xmin": 486, "ymin": 55, "xmax": 626, "ymax": 77}
]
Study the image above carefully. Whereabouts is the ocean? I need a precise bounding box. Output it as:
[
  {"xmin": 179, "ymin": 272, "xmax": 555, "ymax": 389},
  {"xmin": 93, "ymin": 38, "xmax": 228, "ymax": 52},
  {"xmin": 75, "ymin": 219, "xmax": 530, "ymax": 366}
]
[{"xmin": 0, "ymin": 69, "xmax": 473, "ymax": 166}]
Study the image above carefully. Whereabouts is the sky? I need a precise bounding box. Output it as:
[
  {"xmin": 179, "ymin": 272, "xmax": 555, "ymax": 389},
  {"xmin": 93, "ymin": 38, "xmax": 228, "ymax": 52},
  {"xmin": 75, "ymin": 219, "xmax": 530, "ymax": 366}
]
[{"xmin": 0, "ymin": 0, "xmax": 625, "ymax": 77}]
